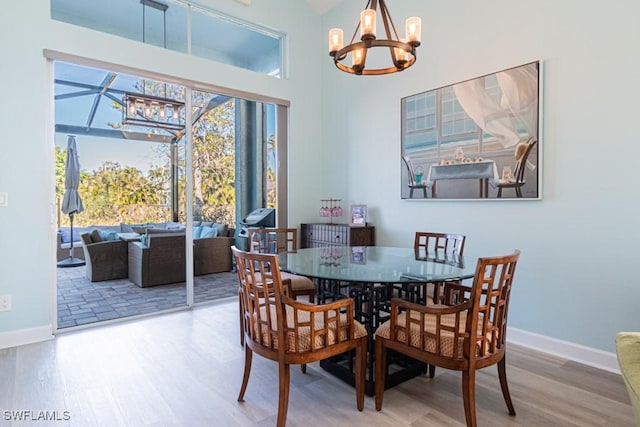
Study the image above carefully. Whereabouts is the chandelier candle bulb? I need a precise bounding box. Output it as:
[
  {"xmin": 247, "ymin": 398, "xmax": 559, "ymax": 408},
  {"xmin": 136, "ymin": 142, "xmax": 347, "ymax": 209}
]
[
  {"xmin": 159, "ymin": 105, "xmax": 166, "ymax": 118},
  {"xmin": 406, "ymin": 17, "xmax": 422, "ymax": 44},
  {"xmin": 329, "ymin": 28, "xmax": 344, "ymax": 53},
  {"xmin": 352, "ymin": 48, "xmax": 364, "ymax": 68},
  {"xmin": 394, "ymin": 40, "xmax": 408, "ymax": 63},
  {"xmin": 360, "ymin": 9, "xmax": 376, "ymax": 39}
]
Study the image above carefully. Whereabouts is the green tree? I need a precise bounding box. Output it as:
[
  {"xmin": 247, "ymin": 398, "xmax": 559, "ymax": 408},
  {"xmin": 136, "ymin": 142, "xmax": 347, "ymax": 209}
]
[
  {"xmin": 55, "ymin": 92, "xmax": 238, "ymax": 228},
  {"xmin": 190, "ymin": 98, "xmax": 236, "ymax": 225}
]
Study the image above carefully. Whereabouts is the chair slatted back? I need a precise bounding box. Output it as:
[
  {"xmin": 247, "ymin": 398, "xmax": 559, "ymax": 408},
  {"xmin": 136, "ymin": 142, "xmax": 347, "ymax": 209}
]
[
  {"xmin": 248, "ymin": 228, "xmax": 297, "ymax": 254},
  {"xmin": 414, "ymin": 232, "xmax": 466, "ymax": 258},
  {"xmin": 233, "ymin": 247, "xmax": 286, "ymax": 352},
  {"xmin": 466, "ymin": 251, "xmax": 520, "ymax": 359}
]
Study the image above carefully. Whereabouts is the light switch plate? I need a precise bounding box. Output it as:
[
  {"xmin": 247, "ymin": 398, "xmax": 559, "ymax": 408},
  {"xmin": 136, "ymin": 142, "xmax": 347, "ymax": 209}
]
[
  {"xmin": 0, "ymin": 295, "xmax": 11, "ymax": 312},
  {"xmin": 0, "ymin": 192, "xmax": 7, "ymax": 207}
]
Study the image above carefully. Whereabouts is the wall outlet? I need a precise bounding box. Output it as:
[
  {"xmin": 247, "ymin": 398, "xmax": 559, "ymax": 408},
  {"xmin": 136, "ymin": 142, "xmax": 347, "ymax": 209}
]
[{"xmin": 0, "ymin": 295, "xmax": 11, "ymax": 311}]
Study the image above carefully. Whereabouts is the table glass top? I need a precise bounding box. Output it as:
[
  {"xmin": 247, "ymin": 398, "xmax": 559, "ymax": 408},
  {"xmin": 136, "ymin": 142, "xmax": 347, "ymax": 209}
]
[{"xmin": 277, "ymin": 246, "xmax": 475, "ymax": 283}]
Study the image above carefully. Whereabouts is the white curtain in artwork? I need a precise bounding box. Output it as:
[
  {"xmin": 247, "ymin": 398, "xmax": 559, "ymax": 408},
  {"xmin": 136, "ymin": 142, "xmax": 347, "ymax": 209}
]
[{"xmin": 453, "ymin": 63, "xmax": 538, "ymax": 147}]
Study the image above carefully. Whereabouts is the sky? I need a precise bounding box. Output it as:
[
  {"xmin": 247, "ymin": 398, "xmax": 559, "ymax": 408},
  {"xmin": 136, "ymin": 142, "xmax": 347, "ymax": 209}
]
[{"xmin": 54, "ymin": 133, "xmax": 164, "ymax": 173}]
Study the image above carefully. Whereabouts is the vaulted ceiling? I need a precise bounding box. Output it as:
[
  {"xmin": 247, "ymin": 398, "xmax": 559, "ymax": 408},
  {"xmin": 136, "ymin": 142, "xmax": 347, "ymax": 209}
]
[{"xmin": 305, "ymin": 0, "xmax": 344, "ymax": 15}]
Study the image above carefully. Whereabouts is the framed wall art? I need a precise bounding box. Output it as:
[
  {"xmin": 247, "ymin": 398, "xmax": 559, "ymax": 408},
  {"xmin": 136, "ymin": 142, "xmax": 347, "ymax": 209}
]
[
  {"xmin": 401, "ymin": 61, "xmax": 542, "ymax": 200},
  {"xmin": 350, "ymin": 205, "xmax": 367, "ymax": 227}
]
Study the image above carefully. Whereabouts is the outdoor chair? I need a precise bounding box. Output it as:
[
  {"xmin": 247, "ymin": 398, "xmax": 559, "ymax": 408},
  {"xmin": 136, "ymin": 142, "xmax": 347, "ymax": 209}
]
[
  {"xmin": 80, "ymin": 232, "xmax": 128, "ymax": 282},
  {"xmin": 128, "ymin": 233, "xmax": 186, "ymax": 287},
  {"xmin": 375, "ymin": 250, "xmax": 521, "ymax": 427},
  {"xmin": 232, "ymin": 247, "xmax": 367, "ymax": 427}
]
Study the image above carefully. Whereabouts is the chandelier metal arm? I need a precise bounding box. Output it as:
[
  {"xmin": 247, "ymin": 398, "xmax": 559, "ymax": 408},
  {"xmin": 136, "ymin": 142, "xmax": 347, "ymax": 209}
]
[
  {"xmin": 332, "ymin": 40, "xmax": 416, "ymax": 75},
  {"xmin": 328, "ymin": 0, "xmax": 421, "ymax": 76}
]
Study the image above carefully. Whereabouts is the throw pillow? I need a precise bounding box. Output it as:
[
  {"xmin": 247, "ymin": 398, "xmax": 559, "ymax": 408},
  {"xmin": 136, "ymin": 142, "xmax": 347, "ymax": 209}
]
[
  {"xmin": 193, "ymin": 225, "xmax": 203, "ymax": 239},
  {"xmin": 90, "ymin": 229, "xmax": 103, "ymax": 243},
  {"xmin": 59, "ymin": 228, "xmax": 72, "ymax": 244},
  {"xmin": 200, "ymin": 226, "xmax": 218, "ymax": 239},
  {"xmin": 146, "ymin": 222, "xmax": 167, "ymax": 229},
  {"xmin": 121, "ymin": 222, "xmax": 144, "ymax": 233},
  {"xmin": 212, "ymin": 223, "xmax": 228, "ymax": 237},
  {"xmin": 99, "ymin": 230, "xmax": 119, "ymax": 241},
  {"xmin": 200, "ymin": 221, "xmax": 214, "ymax": 228}
]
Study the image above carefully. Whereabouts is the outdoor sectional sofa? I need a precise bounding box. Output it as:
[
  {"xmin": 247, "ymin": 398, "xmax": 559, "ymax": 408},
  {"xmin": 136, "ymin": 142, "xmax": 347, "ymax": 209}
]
[
  {"xmin": 127, "ymin": 228, "xmax": 235, "ymax": 287},
  {"xmin": 72, "ymin": 221, "xmax": 235, "ymax": 284}
]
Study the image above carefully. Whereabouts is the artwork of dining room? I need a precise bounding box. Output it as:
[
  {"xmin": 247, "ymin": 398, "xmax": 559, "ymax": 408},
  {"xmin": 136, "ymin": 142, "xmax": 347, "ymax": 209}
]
[{"xmin": 401, "ymin": 61, "xmax": 540, "ymax": 200}]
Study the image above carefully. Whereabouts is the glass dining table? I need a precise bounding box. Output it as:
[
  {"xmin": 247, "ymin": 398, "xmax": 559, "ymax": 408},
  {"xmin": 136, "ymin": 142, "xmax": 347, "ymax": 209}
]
[{"xmin": 278, "ymin": 245, "xmax": 476, "ymax": 395}]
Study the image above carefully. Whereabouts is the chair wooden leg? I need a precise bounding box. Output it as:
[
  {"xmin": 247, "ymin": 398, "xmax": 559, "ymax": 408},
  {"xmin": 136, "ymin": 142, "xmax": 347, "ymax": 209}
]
[
  {"xmin": 375, "ymin": 337, "xmax": 386, "ymax": 411},
  {"xmin": 498, "ymin": 356, "xmax": 516, "ymax": 415},
  {"xmin": 497, "ymin": 188, "xmax": 503, "ymax": 198},
  {"xmin": 308, "ymin": 290, "xmax": 315, "ymax": 304},
  {"xmin": 355, "ymin": 338, "xmax": 367, "ymax": 411},
  {"xmin": 276, "ymin": 363, "xmax": 291, "ymax": 427},
  {"xmin": 462, "ymin": 369, "xmax": 478, "ymax": 427},
  {"xmin": 410, "ymin": 188, "xmax": 414, "ymax": 198},
  {"xmin": 300, "ymin": 364, "xmax": 307, "ymax": 374},
  {"xmin": 239, "ymin": 292, "xmax": 244, "ymax": 346},
  {"xmin": 237, "ymin": 345, "xmax": 253, "ymax": 402}
]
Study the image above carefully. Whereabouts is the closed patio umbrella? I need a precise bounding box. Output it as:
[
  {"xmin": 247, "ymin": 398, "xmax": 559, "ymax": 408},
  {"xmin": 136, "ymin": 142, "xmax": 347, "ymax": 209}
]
[{"xmin": 57, "ymin": 135, "xmax": 86, "ymax": 267}]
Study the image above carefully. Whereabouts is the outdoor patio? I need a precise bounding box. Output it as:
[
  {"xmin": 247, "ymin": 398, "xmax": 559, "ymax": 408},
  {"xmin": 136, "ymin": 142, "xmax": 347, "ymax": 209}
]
[{"xmin": 57, "ymin": 266, "xmax": 238, "ymax": 328}]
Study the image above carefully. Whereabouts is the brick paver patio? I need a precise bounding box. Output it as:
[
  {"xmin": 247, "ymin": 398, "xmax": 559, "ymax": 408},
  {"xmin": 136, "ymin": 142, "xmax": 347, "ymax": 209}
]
[{"xmin": 57, "ymin": 266, "xmax": 238, "ymax": 328}]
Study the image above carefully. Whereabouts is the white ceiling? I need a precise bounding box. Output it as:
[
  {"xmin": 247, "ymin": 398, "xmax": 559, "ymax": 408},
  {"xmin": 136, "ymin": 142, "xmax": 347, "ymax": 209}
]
[{"xmin": 305, "ymin": 0, "xmax": 344, "ymax": 15}]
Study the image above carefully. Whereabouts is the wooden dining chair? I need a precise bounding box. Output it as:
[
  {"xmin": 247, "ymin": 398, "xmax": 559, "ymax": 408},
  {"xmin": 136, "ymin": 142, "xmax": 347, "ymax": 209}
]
[
  {"xmin": 248, "ymin": 227, "xmax": 316, "ymax": 303},
  {"xmin": 412, "ymin": 231, "xmax": 466, "ymax": 305},
  {"xmin": 232, "ymin": 247, "xmax": 367, "ymax": 427},
  {"xmin": 375, "ymin": 250, "xmax": 521, "ymax": 427}
]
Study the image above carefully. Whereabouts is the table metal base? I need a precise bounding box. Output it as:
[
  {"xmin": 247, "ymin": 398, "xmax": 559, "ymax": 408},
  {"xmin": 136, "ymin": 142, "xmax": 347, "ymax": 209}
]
[{"xmin": 316, "ymin": 278, "xmax": 429, "ymax": 396}]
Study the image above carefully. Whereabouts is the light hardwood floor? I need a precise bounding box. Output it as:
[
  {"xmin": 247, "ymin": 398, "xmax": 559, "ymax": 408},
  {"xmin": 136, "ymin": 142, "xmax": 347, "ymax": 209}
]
[{"xmin": 0, "ymin": 298, "xmax": 634, "ymax": 426}]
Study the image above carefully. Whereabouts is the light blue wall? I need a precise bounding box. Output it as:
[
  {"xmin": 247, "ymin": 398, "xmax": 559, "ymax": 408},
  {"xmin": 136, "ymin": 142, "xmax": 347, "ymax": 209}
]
[
  {"xmin": 0, "ymin": 0, "xmax": 324, "ymax": 338},
  {"xmin": 320, "ymin": 0, "xmax": 640, "ymax": 353}
]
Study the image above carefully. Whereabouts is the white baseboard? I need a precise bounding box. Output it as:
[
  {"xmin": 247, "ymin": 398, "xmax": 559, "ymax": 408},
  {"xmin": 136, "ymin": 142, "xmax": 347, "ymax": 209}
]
[
  {"xmin": 508, "ymin": 327, "xmax": 620, "ymax": 374},
  {"xmin": 0, "ymin": 325, "xmax": 53, "ymax": 350}
]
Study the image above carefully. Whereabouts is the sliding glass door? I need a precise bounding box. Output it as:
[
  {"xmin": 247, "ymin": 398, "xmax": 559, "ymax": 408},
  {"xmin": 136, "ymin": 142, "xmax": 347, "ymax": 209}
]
[{"xmin": 52, "ymin": 57, "xmax": 288, "ymax": 329}]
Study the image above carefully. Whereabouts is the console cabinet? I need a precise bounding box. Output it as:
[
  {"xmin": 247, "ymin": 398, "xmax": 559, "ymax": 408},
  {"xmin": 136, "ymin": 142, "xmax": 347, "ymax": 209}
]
[{"xmin": 300, "ymin": 223, "xmax": 375, "ymax": 248}]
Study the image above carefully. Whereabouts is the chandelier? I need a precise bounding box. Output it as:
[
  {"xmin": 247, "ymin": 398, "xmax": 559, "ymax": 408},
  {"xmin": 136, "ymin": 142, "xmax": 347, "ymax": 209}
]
[
  {"xmin": 122, "ymin": 93, "xmax": 185, "ymax": 131},
  {"xmin": 328, "ymin": 0, "xmax": 421, "ymax": 76}
]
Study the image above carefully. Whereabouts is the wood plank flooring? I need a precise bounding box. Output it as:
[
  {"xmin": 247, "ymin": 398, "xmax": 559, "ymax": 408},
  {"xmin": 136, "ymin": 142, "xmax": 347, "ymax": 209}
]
[{"xmin": 0, "ymin": 298, "xmax": 634, "ymax": 426}]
